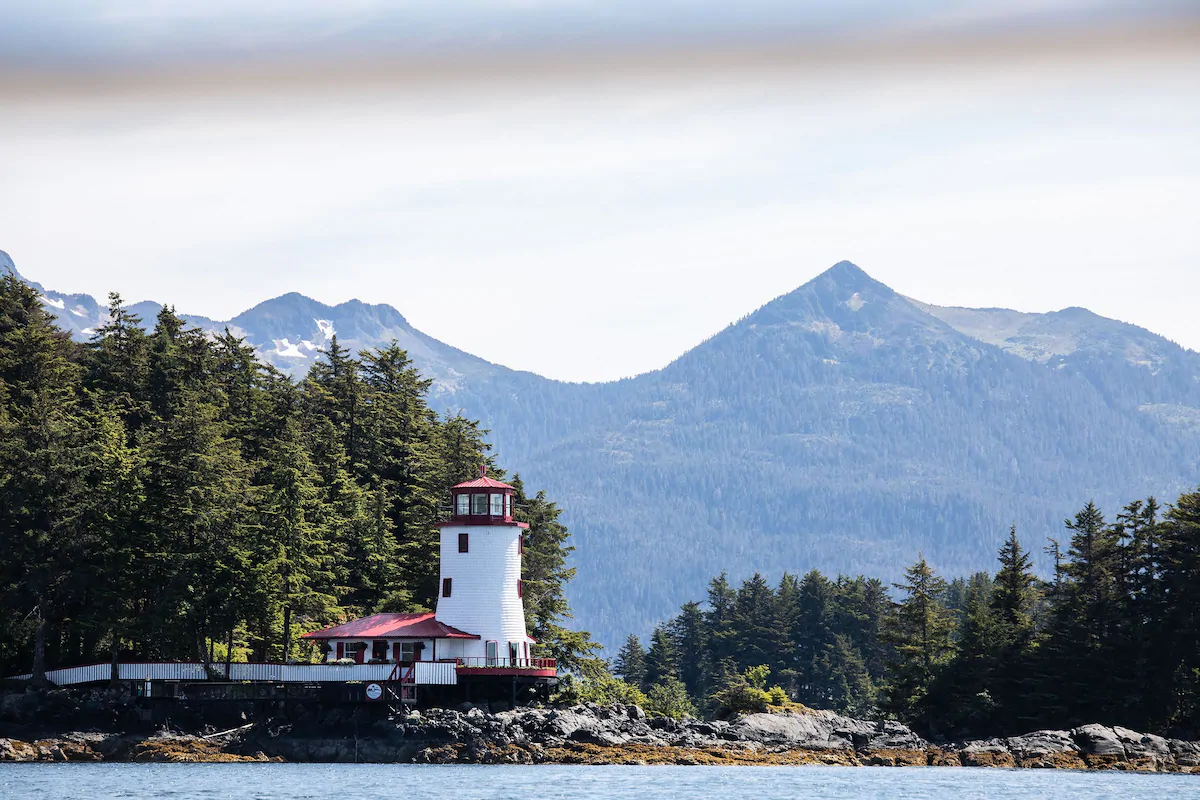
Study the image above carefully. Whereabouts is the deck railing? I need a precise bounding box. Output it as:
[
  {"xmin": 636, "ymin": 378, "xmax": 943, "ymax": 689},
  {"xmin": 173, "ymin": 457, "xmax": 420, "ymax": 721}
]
[
  {"xmin": 454, "ymin": 657, "xmax": 557, "ymax": 670},
  {"xmin": 7, "ymin": 661, "xmax": 458, "ymax": 687}
]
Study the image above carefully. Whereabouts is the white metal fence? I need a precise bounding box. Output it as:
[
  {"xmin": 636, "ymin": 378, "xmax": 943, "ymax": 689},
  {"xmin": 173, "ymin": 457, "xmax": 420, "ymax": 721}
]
[{"xmin": 8, "ymin": 661, "xmax": 458, "ymax": 686}]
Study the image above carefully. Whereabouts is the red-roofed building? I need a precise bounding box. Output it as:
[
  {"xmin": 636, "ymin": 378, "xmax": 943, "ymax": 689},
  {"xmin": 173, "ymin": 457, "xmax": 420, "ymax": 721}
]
[{"xmin": 301, "ymin": 613, "xmax": 478, "ymax": 664}]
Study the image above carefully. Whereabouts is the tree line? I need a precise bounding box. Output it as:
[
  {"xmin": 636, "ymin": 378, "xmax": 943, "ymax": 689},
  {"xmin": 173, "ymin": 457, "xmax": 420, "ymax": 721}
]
[
  {"xmin": 607, "ymin": 495, "xmax": 1200, "ymax": 737},
  {"xmin": 0, "ymin": 274, "xmax": 596, "ymax": 682}
]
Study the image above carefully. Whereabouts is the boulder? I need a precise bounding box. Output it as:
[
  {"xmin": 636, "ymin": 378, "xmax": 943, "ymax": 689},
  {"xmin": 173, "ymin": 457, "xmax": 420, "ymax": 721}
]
[
  {"xmin": 1169, "ymin": 739, "xmax": 1200, "ymax": 767},
  {"xmin": 1112, "ymin": 726, "xmax": 1171, "ymax": 759},
  {"xmin": 1005, "ymin": 730, "xmax": 1085, "ymax": 769},
  {"xmin": 730, "ymin": 712, "xmax": 843, "ymax": 748},
  {"xmin": 959, "ymin": 739, "xmax": 1017, "ymax": 768},
  {"xmin": 1072, "ymin": 724, "xmax": 1126, "ymax": 758}
]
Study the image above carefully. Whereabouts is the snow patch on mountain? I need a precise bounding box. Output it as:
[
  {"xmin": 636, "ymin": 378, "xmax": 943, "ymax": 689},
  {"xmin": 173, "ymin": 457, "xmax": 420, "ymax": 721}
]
[
  {"xmin": 316, "ymin": 319, "xmax": 335, "ymax": 340},
  {"xmin": 271, "ymin": 338, "xmax": 310, "ymax": 359},
  {"xmin": 845, "ymin": 292, "xmax": 865, "ymax": 312},
  {"xmin": 41, "ymin": 295, "xmax": 65, "ymax": 310}
]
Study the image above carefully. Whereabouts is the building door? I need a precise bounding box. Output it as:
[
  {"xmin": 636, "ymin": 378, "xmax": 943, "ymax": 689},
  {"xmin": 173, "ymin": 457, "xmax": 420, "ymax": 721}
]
[
  {"xmin": 486, "ymin": 640, "xmax": 499, "ymax": 666},
  {"xmin": 509, "ymin": 642, "xmax": 520, "ymax": 666}
]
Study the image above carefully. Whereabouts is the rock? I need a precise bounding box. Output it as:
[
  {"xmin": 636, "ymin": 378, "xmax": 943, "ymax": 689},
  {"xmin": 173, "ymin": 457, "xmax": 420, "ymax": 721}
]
[
  {"xmin": 1113, "ymin": 726, "xmax": 1171, "ymax": 759},
  {"xmin": 1004, "ymin": 730, "xmax": 1085, "ymax": 770},
  {"xmin": 627, "ymin": 705, "xmax": 646, "ymax": 721},
  {"xmin": 959, "ymin": 740, "xmax": 1017, "ymax": 768},
  {"xmin": 1072, "ymin": 724, "xmax": 1125, "ymax": 757},
  {"xmin": 1170, "ymin": 739, "xmax": 1200, "ymax": 768},
  {"xmin": 569, "ymin": 726, "xmax": 626, "ymax": 747},
  {"xmin": 730, "ymin": 713, "xmax": 842, "ymax": 748}
]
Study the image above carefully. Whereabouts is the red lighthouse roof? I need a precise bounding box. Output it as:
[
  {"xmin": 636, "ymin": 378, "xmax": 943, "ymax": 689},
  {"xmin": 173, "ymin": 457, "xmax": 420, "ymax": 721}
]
[
  {"xmin": 452, "ymin": 466, "xmax": 514, "ymax": 491},
  {"xmin": 452, "ymin": 475, "xmax": 514, "ymax": 490}
]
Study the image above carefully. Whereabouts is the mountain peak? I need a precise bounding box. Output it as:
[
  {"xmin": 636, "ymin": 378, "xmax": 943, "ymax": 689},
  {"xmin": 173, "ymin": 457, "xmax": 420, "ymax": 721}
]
[
  {"xmin": 0, "ymin": 250, "xmax": 19, "ymax": 279},
  {"xmin": 821, "ymin": 260, "xmax": 869, "ymax": 280},
  {"xmin": 805, "ymin": 260, "xmax": 894, "ymax": 297}
]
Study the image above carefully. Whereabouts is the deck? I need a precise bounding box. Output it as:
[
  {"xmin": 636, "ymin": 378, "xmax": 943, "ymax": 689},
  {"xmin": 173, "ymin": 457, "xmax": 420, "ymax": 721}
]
[{"xmin": 7, "ymin": 657, "xmax": 559, "ymax": 688}]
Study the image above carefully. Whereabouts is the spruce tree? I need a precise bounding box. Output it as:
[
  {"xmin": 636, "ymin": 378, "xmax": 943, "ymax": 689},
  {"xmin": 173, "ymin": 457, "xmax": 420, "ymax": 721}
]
[
  {"xmin": 644, "ymin": 624, "xmax": 680, "ymax": 688},
  {"xmin": 613, "ymin": 634, "xmax": 647, "ymax": 687},
  {"xmin": 882, "ymin": 555, "xmax": 956, "ymax": 728}
]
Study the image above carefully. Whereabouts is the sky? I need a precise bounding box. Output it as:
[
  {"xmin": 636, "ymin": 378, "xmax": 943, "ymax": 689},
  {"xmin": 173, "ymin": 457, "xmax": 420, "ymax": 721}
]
[{"xmin": 1, "ymin": 1, "xmax": 1198, "ymax": 382}]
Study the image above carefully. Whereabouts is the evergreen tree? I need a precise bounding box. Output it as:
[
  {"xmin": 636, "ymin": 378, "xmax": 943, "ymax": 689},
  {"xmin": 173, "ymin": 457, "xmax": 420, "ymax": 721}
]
[
  {"xmin": 0, "ymin": 273, "xmax": 84, "ymax": 683},
  {"xmin": 512, "ymin": 475, "xmax": 601, "ymax": 672},
  {"xmin": 613, "ymin": 634, "xmax": 647, "ymax": 687},
  {"xmin": 643, "ymin": 624, "xmax": 680, "ymax": 688},
  {"xmin": 669, "ymin": 601, "xmax": 710, "ymax": 699},
  {"xmin": 1158, "ymin": 488, "xmax": 1200, "ymax": 731},
  {"xmin": 882, "ymin": 555, "xmax": 956, "ymax": 727}
]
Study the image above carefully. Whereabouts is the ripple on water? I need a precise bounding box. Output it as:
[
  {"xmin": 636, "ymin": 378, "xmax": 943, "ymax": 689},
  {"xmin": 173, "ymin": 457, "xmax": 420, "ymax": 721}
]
[{"xmin": 1, "ymin": 763, "xmax": 1198, "ymax": 800}]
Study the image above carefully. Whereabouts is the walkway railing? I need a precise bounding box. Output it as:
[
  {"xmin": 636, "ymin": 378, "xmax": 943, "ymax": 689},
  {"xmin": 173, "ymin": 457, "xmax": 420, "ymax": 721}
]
[
  {"xmin": 7, "ymin": 661, "xmax": 458, "ymax": 687},
  {"xmin": 454, "ymin": 657, "xmax": 557, "ymax": 671}
]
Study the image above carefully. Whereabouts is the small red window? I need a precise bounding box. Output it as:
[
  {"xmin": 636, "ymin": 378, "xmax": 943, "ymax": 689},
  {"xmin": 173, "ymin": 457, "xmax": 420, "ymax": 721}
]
[
  {"xmin": 336, "ymin": 642, "xmax": 344, "ymax": 660},
  {"xmin": 517, "ymin": 579, "xmax": 523, "ymax": 598},
  {"xmin": 442, "ymin": 578, "xmax": 452, "ymax": 597},
  {"xmin": 519, "ymin": 534, "xmax": 524, "ymax": 555},
  {"xmin": 458, "ymin": 533, "xmax": 469, "ymax": 553}
]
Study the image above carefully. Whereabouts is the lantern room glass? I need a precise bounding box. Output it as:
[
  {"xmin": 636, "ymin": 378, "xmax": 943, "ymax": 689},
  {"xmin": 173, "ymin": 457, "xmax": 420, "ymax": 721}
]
[
  {"xmin": 471, "ymin": 493, "xmax": 488, "ymax": 515},
  {"xmin": 455, "ymin": 494, "xmax": 469, "ymax": 516},
  {"xmin": 490, "ymin": 493, "xmax": 504, "ymax": 516}
]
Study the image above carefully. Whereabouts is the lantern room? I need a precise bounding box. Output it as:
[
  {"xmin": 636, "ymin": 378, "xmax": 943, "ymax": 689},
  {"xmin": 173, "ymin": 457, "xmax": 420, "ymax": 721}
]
[{"xmin": 450, "ymin": 468, "xmax": 515, "ymax": 523}]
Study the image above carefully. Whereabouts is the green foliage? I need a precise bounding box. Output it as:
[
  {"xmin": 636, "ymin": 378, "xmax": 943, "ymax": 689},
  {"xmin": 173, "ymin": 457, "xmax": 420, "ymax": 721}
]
[
  {"xmin": 613, "ymin": 634, "xmax": 647, "ymax": 687},
  {"xmin": 562, "ymin": 671, "xmax": 648, "ymax": 707},
  {"xmin": 0, "ymin": 279, "xmax": 595, "ymax": 679},
  {"xmin": 709, "ymin": 665, "xmax": 788, "ymax": 718},
  {"xmin": 744, "ymin": 664, "xmax": 770, "ymax": 690},
  {"xmin": 644, "ymin": 677, "xmax": 696, "ymax": 719},
  {"xmin": 626, "ymin": 498, "xmax": 1200, "ymax": 735}
]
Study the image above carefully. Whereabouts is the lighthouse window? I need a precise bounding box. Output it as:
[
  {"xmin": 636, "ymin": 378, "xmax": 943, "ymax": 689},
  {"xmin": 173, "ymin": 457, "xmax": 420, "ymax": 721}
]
[
  {"xmin": 490, "ymin": 493, "xmax": 504, "ymax": 516},
  {"xmin": 458, "ymin": 533, "xmax": 469, "ymax": 553},
  {"xmin": 471, "ymin": 493, "xmax": 488, "ymax": 515},
  {"xmin": 505, "ymin": 494, "xmax": 512, "ymax": 517},
  {"xmin": 442, "ymin": 578, "xmax": 452, "ymax": 597},
  {"xmin": 455, "ymin": 493, "xmax": 469, "ymax": 516}
]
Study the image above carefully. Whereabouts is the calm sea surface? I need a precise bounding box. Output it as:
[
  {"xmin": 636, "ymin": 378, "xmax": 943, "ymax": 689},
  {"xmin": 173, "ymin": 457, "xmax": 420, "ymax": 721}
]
[{"xmin": 2, "ymin": 764, "xmax": 1198, "ymax": 800}]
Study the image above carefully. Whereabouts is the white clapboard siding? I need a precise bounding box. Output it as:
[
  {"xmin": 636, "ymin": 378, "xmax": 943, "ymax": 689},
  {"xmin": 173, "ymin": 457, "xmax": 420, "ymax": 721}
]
[
  {"xmin": 7, "ymin": 661, "xmax": 457, "ymax": 686},
  {"xmin": 436, "ymin": 523, "xmax": 530, "ymax": 658}
]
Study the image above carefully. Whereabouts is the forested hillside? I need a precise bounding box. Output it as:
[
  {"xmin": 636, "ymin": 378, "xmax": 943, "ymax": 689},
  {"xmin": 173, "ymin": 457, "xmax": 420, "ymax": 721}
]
[
  {"xmin": 483, "ymin": 263, "xmax": 1200, "ymax": 648},
  {"xmin": 10, "ymin": 252, "xmax": 1200, "ymax": 651},
  {"xmin": 0, "ymin": 274, "xmax": 596, "ymax": 680},
  {"xmin": 605, "ymin": 492, "xmax": 1200, "ymax": 738}
]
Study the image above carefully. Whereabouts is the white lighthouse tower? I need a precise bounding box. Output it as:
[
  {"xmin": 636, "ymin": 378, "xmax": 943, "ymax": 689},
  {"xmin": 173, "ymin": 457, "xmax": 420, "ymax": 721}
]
[{"xmin": 434, "ymin": 468, "xmax": 534, "ymax": 665}]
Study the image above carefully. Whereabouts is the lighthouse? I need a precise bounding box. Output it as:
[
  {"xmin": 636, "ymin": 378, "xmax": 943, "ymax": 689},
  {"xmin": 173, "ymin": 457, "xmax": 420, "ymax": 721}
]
[
  {"xmin": 434, "ymin": 468, "xmax": 534, "ymax": 665},
  {"xmin": 300, "ymin": 466, "xmax": 555, "ymax": 709}
]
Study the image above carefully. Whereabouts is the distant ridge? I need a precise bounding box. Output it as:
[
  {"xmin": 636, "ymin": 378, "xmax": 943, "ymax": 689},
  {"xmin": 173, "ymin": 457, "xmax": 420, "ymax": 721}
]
[{"xmin": 8, "ymin": 251, "xmax": 1200, "ymax": 648}]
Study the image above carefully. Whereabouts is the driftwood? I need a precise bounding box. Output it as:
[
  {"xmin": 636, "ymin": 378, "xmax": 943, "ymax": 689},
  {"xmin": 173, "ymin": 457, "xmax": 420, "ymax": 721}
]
[{"xmin": 201, "ymin": 723, "xmax": 255, "ymax": 740}]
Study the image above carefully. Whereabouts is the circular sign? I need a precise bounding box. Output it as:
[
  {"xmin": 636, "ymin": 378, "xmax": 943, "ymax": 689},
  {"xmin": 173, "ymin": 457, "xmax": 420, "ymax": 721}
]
[{"xmin": 365, "ymin": 682, "xmax": 383, "ymax": 701}]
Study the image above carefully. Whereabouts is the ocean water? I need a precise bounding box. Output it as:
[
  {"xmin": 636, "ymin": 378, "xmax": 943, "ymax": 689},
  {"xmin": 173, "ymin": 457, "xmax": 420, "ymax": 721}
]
[{"xmin": 2, "ymin": 764, "xmax": 1199, "ymax": 800}]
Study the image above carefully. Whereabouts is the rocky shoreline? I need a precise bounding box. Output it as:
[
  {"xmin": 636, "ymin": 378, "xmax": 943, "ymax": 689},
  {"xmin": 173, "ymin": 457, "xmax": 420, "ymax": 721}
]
[{"xmin": 3, "ymin": 696, "xmax": 1199, "ymax": 771}]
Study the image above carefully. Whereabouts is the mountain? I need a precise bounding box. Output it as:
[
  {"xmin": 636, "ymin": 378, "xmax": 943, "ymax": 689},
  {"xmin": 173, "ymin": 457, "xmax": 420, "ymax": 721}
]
[{"xmin": 8, "ymin": 251, "xmax": 1200, "ymax": 649}]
